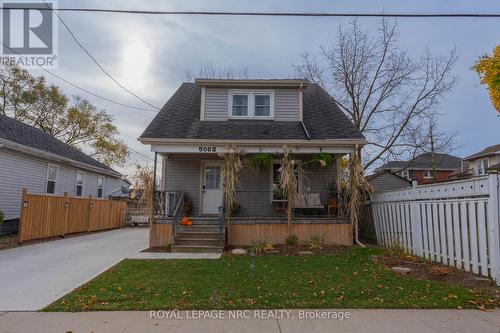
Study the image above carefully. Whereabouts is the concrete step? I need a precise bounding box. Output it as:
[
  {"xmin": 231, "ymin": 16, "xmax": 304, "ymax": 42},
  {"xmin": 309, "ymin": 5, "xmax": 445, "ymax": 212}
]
[
  {"xmin": 177, "ymin": 225, "xmax": 220, "ymax": 233},
  {"xmin": 176, "ymin": 230, "xmax": 221, "ymax": 239},
  {"xmin": 175, "ymin": 238, "xmax": 222, "ymax": 246},
  {"xmin": 187, "ymin": 218, "xmax": 220, "ymax": 225},
  {"xmin": 171, "ymin": 245, "xmax": 223, "ymax": 253}
]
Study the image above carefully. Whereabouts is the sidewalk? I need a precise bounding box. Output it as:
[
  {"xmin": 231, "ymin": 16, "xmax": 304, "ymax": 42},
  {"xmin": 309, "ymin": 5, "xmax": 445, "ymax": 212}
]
[{"xmin": 0, "ymin": 309, "xmax": 499, "ymax": 333}]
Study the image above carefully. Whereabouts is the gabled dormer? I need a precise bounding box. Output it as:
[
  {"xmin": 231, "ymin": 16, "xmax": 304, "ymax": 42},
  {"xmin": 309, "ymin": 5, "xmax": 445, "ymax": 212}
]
[{"xmin": 196, "ymin": 79, "xmax": 308, "ymax": 121}]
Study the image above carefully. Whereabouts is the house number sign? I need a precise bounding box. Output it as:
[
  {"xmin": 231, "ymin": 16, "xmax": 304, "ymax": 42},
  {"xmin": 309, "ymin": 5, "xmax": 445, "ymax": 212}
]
[{"xmin": 198, "ymin": 146, "xmax": 217, "ymax": 152}]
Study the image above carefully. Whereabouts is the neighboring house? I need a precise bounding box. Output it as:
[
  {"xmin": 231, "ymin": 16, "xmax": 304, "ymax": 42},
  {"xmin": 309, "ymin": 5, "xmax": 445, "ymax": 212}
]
[
  {"xmin": 139, "ymin": 78, "xmax": 366, "ymax": 251},
  {"xmin": 376, "ymin": 152, "xmax": 462, "ymax": 185},
  {"xmin": 464, "ymin": 144, "xmax": 500, "ymax": 176},
  {"xmin": 367, "ymin": 171, "xmax": 411, "ymax": 192},
  {"xmin": 489, "ymin": 161, "xmax": 500, "ymax": 173},
  {"xmin": 0, "ymin": 114, "xmax": 126, "ymax": 223}
]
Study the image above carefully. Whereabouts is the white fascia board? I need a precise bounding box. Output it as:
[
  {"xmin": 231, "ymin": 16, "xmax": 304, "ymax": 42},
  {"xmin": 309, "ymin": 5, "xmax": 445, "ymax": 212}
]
[{"xmin": 150, "ymin": 143, "xmax": 354, "ymax": 154}]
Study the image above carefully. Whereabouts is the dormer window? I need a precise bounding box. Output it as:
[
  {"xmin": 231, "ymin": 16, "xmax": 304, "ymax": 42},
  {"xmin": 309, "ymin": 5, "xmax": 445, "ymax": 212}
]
[
  {"xmin": 231, "ymin": 94, "xmax": 249, "ymax": 116},
  {"xmin": 229, "ymin": 90, "xmax": 274, "ymax": 119}
]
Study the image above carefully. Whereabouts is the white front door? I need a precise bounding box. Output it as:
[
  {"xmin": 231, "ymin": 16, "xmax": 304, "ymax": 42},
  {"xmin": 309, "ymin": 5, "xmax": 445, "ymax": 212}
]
[{"xmin": 202, "ymin": 162, "xmax": 223, "ymax": 215}]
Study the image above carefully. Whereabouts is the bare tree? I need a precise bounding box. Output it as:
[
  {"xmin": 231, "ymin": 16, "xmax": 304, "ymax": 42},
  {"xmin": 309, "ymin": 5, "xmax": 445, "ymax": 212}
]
[
  {"xmin": 186, "ymin": 61, "xmax": 249, "ymax": 80},
  {"xmin": 295, "ymin": 19, "xmax": 458, "ymax": 170}
]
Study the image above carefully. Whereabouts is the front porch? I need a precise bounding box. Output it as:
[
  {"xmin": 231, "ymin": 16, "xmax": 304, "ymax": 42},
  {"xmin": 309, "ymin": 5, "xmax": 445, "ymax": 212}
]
[{"xmin": 151, "ymin": 152, "xmax": 352, "ymax": 250}]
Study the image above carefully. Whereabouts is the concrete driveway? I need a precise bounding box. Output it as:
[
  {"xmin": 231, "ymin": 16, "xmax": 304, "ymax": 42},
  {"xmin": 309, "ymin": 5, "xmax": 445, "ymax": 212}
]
[{"xmin": 0, "ymin": 228, "xmax": 148, "ymax": 311}]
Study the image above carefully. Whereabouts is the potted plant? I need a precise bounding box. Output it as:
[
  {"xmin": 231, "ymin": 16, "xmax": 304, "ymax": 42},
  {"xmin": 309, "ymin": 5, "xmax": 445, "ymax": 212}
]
[{"xmin": 249, "ymin": 153, "xmax": 273, "ymax": 172}]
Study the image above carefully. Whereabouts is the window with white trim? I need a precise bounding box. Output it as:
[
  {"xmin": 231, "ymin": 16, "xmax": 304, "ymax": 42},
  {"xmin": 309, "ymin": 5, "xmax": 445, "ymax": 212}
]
[
  {"xmin": 231, "ymin": 94, "xmax": 249, "ymax": 116},
  {"xmin": 478, "ymin": 159, "xmax": 489, "ymax": 175},
  {"xmin": 46, "ymin": 164, "xmax": 58, "ymax": 194},
  {"xmin": 229, "ymin": 90, "xmax": 274, "ymax": 118},
  {"xmin": 400, "ymin": 170, "xmax": 410, "ymax": 180},
  {"xmin": 423, "ymin": 170, "xmax": 433, "ymax": 179},
  {"xmin": 254, "ymin": 94, "xmax": 271, "ymax": 116},
  {"xmin": 97, "ymin": 176, "xmax": 105, "ymax": 198},
  {"xmin": 75, "ymin": 171, "xmax": 85, "ymax": 197}
]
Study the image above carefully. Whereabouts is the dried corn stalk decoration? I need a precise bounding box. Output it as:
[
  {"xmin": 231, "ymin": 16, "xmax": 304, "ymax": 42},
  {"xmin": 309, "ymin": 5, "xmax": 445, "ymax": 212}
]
[
  {"xmin": 133, "ymin": 164, "xmax": 154, "ymax": 225},
  {"xmin": 346, "ymin": 148, "xmax": 371, "ymax": 247},
  {"xmin": 279, "ymin": 145, "xmax": 298, "ymax": 235},
  {"xmin": 221, "ymin": 146, "xmax": 243, "ymax": 227}
]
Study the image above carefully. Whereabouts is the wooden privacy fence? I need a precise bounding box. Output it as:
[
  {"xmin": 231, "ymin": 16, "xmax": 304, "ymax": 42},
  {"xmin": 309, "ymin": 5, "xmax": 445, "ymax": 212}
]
[
  {"xmin": 18, "ymin": 189, "xmax": 126, "ymax": 243},
  {"xmin": 370, "ymin": 174, "xmax": 500, "ymax": 285}
]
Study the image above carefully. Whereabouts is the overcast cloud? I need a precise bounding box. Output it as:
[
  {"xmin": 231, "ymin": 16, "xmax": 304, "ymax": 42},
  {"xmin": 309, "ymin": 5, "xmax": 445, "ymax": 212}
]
[{"xmin": 27, "ymin": 0, "xmax": 500, "ymax": 176}]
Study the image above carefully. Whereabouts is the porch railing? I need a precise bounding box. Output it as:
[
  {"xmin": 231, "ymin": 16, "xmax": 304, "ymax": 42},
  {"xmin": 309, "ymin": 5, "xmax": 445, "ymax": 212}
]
[
  {"xmin": 171, "ymin": 192, "xmax": 185, "ymax": 242},
  {"xmin": 231, "ymin": 191, "xmax": 348, "ymax": 218}
]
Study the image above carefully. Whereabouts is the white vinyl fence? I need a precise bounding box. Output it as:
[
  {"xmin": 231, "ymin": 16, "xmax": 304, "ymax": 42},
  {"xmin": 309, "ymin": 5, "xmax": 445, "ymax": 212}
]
[{"xmin": 371, "ymin": 174, "xmax": 500, "ymax": 285}]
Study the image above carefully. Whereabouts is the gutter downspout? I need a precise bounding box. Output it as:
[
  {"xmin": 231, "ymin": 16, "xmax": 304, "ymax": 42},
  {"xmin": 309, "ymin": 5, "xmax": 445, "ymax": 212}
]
[{"xmin": 300, "ymin": 121, "xmax": 311, "ymax": 140}]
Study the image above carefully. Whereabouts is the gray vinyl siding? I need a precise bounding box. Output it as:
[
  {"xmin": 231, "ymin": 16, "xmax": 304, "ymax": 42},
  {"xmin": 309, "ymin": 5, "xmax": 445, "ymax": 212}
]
[
  {"xmin": 204, "ymin": 88, "xmax": 228, "ymax": 121},
  {"xmin": 0, "ymin": 147, "xmax": 122, "ymax": 220},
  {"xmin": 303, "ymin": 159, "xmax": 337, "ymax": 203},
  {"xmin": 164, "ymin": 155, "xmax": 202, "ymax": 215},
  {"xmin": 162, "ymin": 154, "xmax": 337, "ymax": 217},
  {"xmin": 0, "ymin": 149, "xmax": 46, "ymax": 220},
  {"xmin": 368, "ymin": 173, "xmax": 411, "ymax": 192},
  {"xmin": 203, "ymin": 88, "xmax": 300, "ymax": 121},
  {"xmin": 274, "ymin": 89, "xmax": 300, "ymax": 121}
]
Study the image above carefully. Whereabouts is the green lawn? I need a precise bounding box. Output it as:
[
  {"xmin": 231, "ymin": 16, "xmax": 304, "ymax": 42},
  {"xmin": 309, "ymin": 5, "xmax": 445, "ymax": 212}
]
[{"xmin": 45, "ymin": 248, "xmax": 498, "ymax": 311}]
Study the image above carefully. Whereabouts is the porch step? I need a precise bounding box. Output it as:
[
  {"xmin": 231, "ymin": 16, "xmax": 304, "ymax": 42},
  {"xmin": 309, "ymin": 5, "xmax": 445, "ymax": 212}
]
[
  {"xmin": 176, "ymin": 230, "xmax": 220, "ymax": 239},
  {"xmin": 187, "ymin": 217, "xmax": 220, "ymax": 225},
  {"xmin": 171, "ymin": 245, "xmax": 223, "ymax": 253},
  {"xmin": 177, "ymin": 225, "xmax": 220, "ymax": 233},
  {"xmin": 175, "ymin": 238, "xmax": 222, "ymax": 246}
]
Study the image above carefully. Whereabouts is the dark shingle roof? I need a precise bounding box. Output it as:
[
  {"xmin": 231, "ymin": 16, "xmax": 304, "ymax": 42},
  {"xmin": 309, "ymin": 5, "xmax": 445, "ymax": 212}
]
[
  {"xmin": 379, "ymin": 152, "xmax": 462, "ymax": 171},
  {"xmin": 0, "ymin": 114, "xmax": 119, "ymax": 174},
  {"xmin": 464, "ymin": 144, "xmax": 500, "ymax": 160},
  {"xmin": 140, "ymin": 82, "xmax": 364, "ymax": 141}
]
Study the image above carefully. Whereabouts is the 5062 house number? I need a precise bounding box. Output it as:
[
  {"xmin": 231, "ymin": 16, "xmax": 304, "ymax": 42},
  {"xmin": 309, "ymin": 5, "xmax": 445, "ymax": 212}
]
[{"xmin": 198, "ymin": 146, "xmax": 217, "ymax": 152}]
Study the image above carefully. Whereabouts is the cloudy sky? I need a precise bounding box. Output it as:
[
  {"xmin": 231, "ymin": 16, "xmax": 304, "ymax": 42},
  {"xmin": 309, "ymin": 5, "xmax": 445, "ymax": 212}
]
[{"xmin": 28, "ymin": 0, "xmax": 500, "ymax": 176}]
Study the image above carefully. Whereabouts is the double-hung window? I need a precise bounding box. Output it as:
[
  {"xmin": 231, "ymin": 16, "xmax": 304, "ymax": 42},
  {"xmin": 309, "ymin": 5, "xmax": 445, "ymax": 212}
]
[
  {"xmin": 230, "ymin": 91, "xmax": 273, "ymax": 118},
  {"xmin": 423, "ymin": 170, "xmax": 433, "ymax": 179},
  {"xmin": 46, "ymin": 164, "xmax": 58, "ymax": 194},
  {"xmin": 400, "ymin": 170, "xmax": 410, "ymax": 180},
  {"xmin": 97, "ymin": 176, "xmax": 105, "ymax": 198},
  {"xmin": 478, "ymin": 159, "xmax": 488, "ymax": 175},
  {"xmin": 254, "ymin": 94, "xmax": 271, "ymax": 117},
  {"xmin": 75, "ymin": 171, "xmax": 85, "ymax": 197}
]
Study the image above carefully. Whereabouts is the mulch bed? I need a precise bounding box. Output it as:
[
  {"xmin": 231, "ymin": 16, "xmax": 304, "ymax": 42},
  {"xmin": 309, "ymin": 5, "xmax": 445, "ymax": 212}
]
[
  {"xmin": 372, "ymin": 254, "xmax": 500, "ymax": 293},
  {"xmin": 225, "ymin": 244, "xmax": 348, "ymax": 256},
  {"xmin": 0, "ymin": 234, "xmax": 19, "ymax": 250}
]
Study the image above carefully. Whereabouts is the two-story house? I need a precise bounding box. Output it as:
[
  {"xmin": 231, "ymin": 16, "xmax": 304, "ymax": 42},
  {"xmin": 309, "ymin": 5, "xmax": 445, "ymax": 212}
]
[
  {"xmin": 376, "ymin": 152, "xmax": 462, "ymax": 185},
  {"xmin": 464, "ymin": 144, "xmax": 500, "ymax": 176},
  {"xmin": 139, "ymin": 79, "xmax": 366, "ymax": 252}
]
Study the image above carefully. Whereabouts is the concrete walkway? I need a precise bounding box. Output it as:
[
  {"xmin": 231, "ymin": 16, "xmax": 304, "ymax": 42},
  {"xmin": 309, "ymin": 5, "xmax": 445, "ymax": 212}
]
[
  {"xmin": 0, "ymin": 228, "xmax": 148, "ymax": 311},
  {"xmin": 0, "ymin": 310, "xmax": 498, "ymax": 333},
  {"xmin": 127, "ymin": 252, "xmax": 222, "ymax": 259}
]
